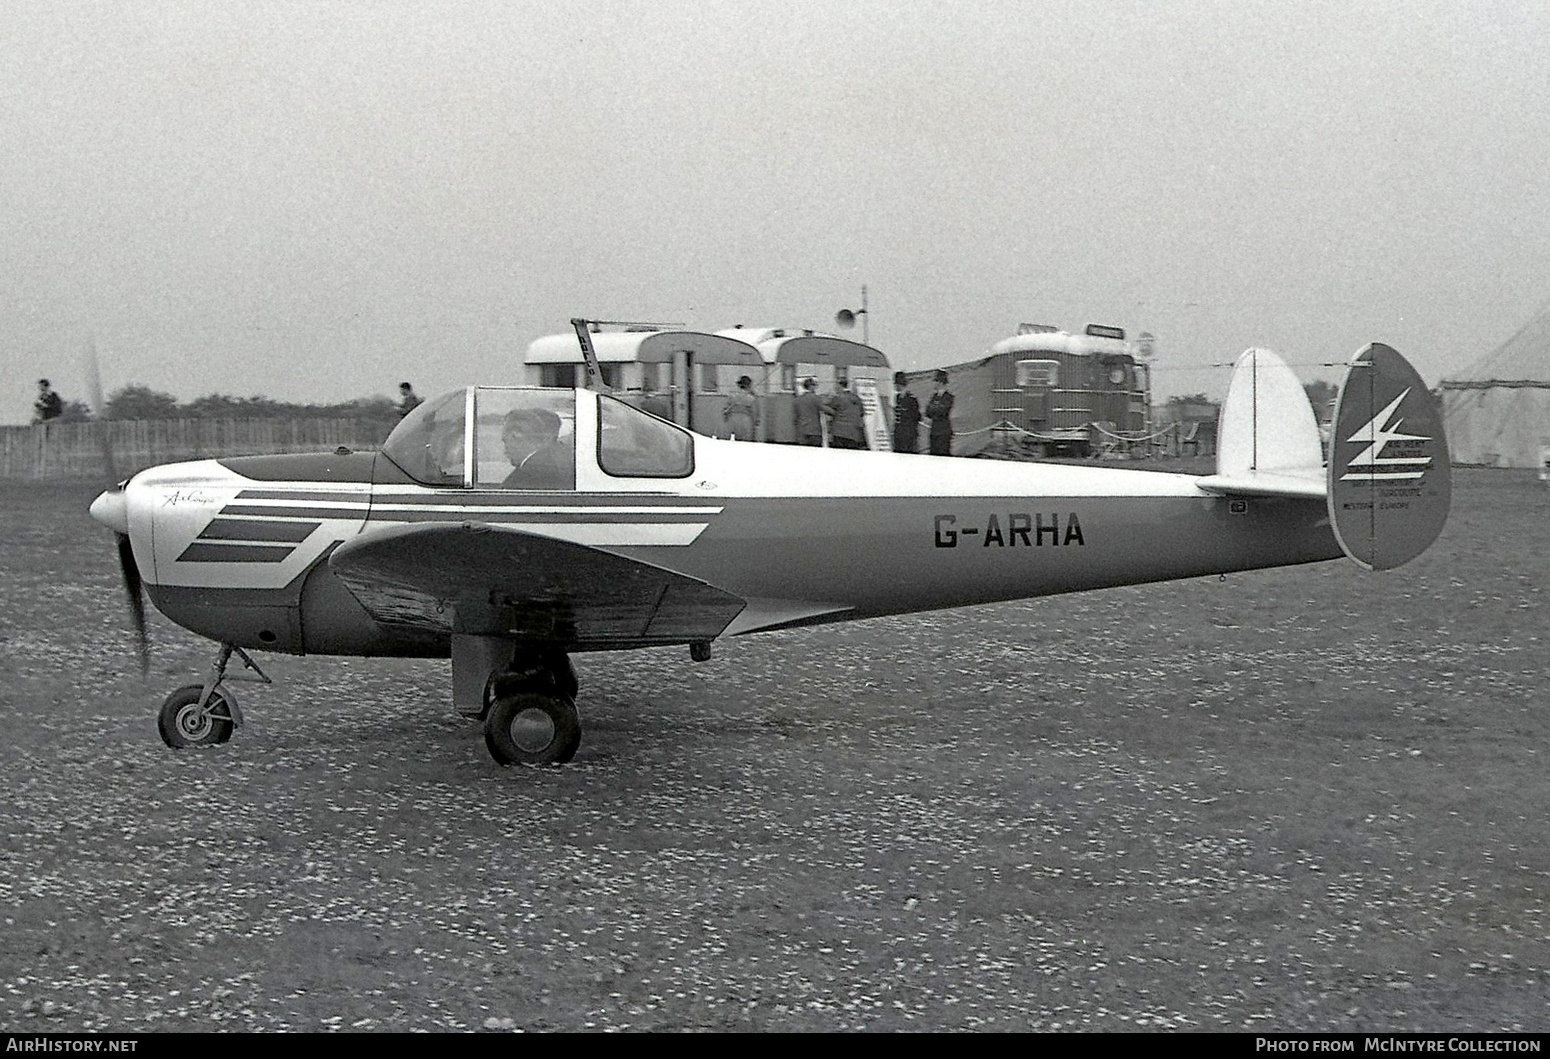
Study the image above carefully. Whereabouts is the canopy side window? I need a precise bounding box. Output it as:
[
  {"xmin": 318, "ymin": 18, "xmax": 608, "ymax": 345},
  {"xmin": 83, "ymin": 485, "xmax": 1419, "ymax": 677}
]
[
  {"xmin": 597, "ymin": 395, "xmax": 694, "ymax": 478},
  {"xmin": 380, "ymin": 389, "xmax": 470, "ymax": 486},
  {"xmin": 473, "ymin": 389, "xmax": 576, "ymax": 491}
]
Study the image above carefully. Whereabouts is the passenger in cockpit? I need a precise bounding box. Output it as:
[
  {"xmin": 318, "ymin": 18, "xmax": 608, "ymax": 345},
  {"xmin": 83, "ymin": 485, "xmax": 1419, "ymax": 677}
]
[{"xmin": 501, "ymin": 407, "xmax": 573, "ymax": 490}]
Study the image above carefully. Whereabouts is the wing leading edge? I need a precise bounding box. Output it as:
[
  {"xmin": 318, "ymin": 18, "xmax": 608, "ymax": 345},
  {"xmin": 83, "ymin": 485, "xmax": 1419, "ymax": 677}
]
[{"xmin": 329, "ymin": 522, "xmax": 747, "ymax": 647}]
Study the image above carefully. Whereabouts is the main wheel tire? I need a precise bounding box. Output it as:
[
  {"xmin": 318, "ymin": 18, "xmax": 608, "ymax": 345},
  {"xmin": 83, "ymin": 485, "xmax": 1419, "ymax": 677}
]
[
  {"xmin": 483, "ymin": 690, "xmax": 581, "ymax": 766},
  {"xmin": 157, "ymin": 684, "xmax": 237, "ymax": 749}
]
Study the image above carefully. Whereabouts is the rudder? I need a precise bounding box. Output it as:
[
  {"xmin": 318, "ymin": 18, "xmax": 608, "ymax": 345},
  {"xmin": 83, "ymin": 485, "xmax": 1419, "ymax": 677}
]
[{"xmin": 1327, "ymin": 343, "xmax": 1451, "ymax": 571}]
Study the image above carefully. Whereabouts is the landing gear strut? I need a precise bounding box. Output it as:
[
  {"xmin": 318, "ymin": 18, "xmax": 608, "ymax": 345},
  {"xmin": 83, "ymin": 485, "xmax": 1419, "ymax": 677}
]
[
  {"xmin": 481, "ymin": 651, "xmax": 581, "ymax": 766},
  {"xmin": 157, "ymin": 644, "xmax": 269, "ymax": 750}
]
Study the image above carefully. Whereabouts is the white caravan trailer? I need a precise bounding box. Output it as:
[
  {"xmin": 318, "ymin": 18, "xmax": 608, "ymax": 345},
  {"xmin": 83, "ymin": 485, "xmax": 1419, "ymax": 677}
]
[{"xmin": 524, "ymin": 329, "xmax": 768, "ymax": 438}]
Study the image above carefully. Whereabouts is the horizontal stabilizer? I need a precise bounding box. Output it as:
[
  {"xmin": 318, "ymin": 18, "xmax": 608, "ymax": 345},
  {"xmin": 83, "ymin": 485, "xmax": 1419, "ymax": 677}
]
[
  {"xmin": 1327, "ymin": 343, "xmax": 1451, "ymax": 570},
  {"xmin": 1194, "ymin": 470, "xmax": 1326, "ymax": 500}
]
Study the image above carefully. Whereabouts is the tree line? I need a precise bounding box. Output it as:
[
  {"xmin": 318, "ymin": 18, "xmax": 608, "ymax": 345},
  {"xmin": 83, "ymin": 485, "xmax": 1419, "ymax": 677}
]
[
  {"xmin": 45, "ymin": 384, "xmax": 402, "ymax": 426},
  {"xmin": 1164, "ymin": 380, "xmax": 1339, "ymax": 416}
]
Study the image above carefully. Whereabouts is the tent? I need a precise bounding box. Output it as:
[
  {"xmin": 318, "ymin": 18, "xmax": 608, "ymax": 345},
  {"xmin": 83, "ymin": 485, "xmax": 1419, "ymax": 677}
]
[{"xmin": 1440, "ymin": 298, "xmax": 1550, "ymax": 468}]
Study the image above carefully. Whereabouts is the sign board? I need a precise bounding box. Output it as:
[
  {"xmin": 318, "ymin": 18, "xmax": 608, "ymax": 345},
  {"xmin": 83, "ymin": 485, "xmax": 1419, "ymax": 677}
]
[{"xmin": 853, "ymin": 377, "xmax": 892, "ymax": 451}]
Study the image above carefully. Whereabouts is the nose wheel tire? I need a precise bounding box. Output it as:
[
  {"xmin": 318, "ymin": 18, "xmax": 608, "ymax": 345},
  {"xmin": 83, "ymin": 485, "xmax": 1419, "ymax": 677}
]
[
  {"xmin": 157, "ymin": 684, "xmax": 237, "ymax": 748},
  {"xmin": 484, "ymin": 690, "xmax": 581, "ymax": 766}
]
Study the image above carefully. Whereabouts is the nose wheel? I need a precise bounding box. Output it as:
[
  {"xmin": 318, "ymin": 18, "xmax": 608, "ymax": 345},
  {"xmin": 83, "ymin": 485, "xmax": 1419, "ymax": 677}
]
[
  {"xmin": 155, "ymin": 644, "xmax": 267, "ymax": 750},
  {"xmin": 158, "ymin": 684, "xmax": 238, "ymax": 747}
]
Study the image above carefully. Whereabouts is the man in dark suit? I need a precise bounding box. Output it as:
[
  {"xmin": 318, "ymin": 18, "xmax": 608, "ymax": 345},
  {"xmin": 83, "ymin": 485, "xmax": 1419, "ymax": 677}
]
[
  {"xmin": 821, "ymin": 376, "xmax": 868, "ymax": 450},
  {"xmin": 501, "ymin": 408, "xmax": 573, "ymax": 490},
  {"xmin": 925, "ymin": 369, "xmax": 955, "ymax": 456},
  {"xmin": 793, "ymin": 377, "xmax": 823, "ymax": 446},
  {"xmin": 891, "ymin": 371, "xmax": 921, "ymax": 453}
]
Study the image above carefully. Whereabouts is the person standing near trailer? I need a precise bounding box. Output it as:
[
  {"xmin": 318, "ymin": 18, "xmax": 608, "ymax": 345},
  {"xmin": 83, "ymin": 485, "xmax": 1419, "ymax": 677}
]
[
  {"xmin": 891, "ymin": 371, "xmax": 922, "ymax": 453},
  {"xmin": 793, "ymin": 377, "xmax": 823, "ymax": 446},
  {"xmin": 822, "ymin": 376, "xmax": 869, "ymax": 450},
  {"xmin": 722, "ymin": 375, "xmax": 760, "ymax": 441},
  {"xmin": 925, "ymin": 369, "xmax": 954, "ymax": 456}
]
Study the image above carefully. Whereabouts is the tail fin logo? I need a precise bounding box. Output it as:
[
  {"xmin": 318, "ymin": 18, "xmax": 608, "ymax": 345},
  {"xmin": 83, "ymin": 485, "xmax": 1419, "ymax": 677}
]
[
  {"xmin": 1339, "ymin": 388, "xmax": 1433, "ymax": 483},
  {"xmin": 1327, "ymin": 342, "xmax": 1451, "ymax": 572}
]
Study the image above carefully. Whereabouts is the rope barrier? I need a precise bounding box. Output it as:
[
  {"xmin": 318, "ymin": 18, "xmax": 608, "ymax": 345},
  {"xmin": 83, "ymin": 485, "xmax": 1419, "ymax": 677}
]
[
  {"xmin": 1089, "ymin": 421, "xmax": 1181, "ymax": 444},
  {"xmin": 961, "ymin": 419, "xmax": 1182, "ymax": 445}
]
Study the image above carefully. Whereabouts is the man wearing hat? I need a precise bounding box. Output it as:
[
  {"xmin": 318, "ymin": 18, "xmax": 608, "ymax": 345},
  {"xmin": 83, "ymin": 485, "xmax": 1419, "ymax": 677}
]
[
  {"xmin": 793, "ymin": 377, "xmax": 823, "ymax": 446},
  {"xmin": 891, "ymin": 371, "xmax": 922, "ymax": 454},
  {"xmin": 821, "ymin": 375, "xmax": 868, "ymax": 450},
  {"xmin": 925, "ymin": 369, "xmax": 955, "ymax": 456}
]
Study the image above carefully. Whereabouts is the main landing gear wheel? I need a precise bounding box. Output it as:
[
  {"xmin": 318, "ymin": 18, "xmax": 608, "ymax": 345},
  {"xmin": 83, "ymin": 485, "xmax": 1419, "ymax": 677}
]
[
  {"xmin": 157, "ymin": 684, "xmax": 237, "ymax": 748},
  {"xmin": 484, "ymin": 690, "xmax": 581, "ymax": 766}
]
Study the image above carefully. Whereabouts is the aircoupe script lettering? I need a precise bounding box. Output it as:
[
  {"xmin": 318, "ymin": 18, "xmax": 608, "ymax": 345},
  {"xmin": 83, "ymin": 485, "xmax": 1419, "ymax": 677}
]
[
  {"xmin": 162, "ymin": 490, "xmax": 217, "ymax": 507},
  {"xmin": 934, "ymin": 513, "xmax": 1085, "ymax": 548}
]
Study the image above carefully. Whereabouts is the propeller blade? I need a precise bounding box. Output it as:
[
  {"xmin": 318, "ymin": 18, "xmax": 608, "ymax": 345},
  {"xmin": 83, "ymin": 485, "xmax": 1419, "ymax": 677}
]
[
  {"xmin": 117, "ymin": 532, "xmax": 149, "ymax": 676},
  {"xmin": 82, "ymin": 334, "xmax": 117, "ymax": 481}
]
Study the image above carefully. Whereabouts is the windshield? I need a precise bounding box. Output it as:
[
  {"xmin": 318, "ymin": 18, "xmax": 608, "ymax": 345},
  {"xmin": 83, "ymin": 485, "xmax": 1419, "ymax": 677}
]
[{"xmin": 381, "ymin": 389, "xmax": 468, "ymax": 485}]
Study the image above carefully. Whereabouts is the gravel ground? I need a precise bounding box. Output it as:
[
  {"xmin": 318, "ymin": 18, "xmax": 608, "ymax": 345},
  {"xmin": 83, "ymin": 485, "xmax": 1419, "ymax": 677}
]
[{"xmin": 1, "ymin": 469, "xmax": 1547, "ymax": 1032}]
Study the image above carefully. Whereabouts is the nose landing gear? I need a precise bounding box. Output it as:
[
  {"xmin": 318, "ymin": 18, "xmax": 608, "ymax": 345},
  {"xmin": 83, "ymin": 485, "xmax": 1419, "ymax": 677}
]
[{"xmin": 156, "ymin": 644, "xmax": 270, "ymax": 750}]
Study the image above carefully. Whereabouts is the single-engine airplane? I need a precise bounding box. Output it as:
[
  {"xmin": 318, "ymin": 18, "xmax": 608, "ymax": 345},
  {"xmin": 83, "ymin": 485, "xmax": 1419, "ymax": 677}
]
[{"xmin": 89, "ymin": 336, "xmax": 1450, "ymax": 767}]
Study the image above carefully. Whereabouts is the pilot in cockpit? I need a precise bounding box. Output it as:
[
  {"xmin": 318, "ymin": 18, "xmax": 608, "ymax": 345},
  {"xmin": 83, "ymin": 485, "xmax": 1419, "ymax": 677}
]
[{"xmin": 501, "ymin": 407, "xmax": 573, "ymax": 490}]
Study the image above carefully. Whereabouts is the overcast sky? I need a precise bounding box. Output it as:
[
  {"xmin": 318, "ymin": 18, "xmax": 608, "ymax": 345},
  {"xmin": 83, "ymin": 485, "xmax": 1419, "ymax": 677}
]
[{"xmin": 4, "ymin": 0, "xmax": 1549, "ymax": 423}]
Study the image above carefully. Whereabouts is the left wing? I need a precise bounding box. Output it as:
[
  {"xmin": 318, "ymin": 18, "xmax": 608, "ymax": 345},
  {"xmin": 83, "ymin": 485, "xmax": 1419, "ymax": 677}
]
[{"xmin": 329, "ymin": 522, "xmax": 747, "ymax": 647}]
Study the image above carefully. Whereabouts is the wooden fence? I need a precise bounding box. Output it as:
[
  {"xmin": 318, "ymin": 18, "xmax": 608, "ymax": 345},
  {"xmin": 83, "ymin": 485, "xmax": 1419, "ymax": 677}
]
[{"xmin": 0, "ymin": 418, "xmax": 394, "ymax": 480}]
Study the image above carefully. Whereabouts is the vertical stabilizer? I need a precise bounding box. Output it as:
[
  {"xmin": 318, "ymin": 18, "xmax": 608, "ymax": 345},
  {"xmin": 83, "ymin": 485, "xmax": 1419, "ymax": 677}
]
[
  {"xmin": 1327, "ymin": 343, "xmax": 1451, "ymax": 571},
  {"xmin": 1215, "ymin": 348, "xmax": 1324, "ymax": 479}
]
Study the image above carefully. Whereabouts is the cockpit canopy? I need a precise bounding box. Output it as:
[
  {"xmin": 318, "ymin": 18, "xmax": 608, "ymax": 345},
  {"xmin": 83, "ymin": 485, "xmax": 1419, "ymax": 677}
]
[{"xmin": 381, "ymin": 387, "xmax": 693, "ymax": 488}]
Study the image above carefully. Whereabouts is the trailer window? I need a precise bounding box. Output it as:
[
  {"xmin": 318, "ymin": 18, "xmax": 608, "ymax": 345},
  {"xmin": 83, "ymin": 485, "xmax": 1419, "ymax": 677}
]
[
  {"xmin": 1017, "ymin": 360, "xmax": 1060, "ymax": 387},
  {"xmin": 538, "ymin": 364, "xmax": 577, "ymax": 388}
]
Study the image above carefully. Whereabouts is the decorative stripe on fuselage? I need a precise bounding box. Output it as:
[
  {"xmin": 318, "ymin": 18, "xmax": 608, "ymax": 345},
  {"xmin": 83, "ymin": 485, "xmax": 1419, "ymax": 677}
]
[
  {"xmin": 198, "ymin": 518, "xmax": 321, "ymax": 542},
  {"xmin": 171, "ymin": 484, "xmax": 723, "ymax": 563},
  {"xmin": 177, "ymin": 542, "xmax": 294, "ymax": 563}
]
